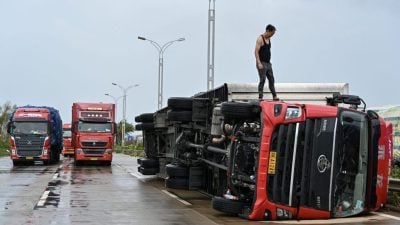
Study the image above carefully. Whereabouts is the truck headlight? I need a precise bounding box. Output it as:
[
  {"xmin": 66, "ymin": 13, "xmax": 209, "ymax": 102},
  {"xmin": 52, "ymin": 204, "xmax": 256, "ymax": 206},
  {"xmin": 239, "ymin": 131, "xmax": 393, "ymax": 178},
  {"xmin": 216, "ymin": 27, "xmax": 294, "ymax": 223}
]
[
  {"xmin": 285, "ymin": 107, "xmax": 301, "ymax": 120},
  {"xmin": 276, "ymin": 208, "xmax": 292, "ymax": 219}
]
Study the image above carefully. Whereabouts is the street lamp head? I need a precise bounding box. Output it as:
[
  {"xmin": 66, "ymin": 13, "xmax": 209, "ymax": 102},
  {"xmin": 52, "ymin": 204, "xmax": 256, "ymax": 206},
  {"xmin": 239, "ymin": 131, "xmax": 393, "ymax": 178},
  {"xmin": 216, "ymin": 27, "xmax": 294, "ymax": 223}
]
[
  {"xmin": 105, "ymin": 93, "xmax": 110, "ymax": 96},
  {"xmin": 112, "ymin": 83, "xmax": 117, "ymax": 86},
  {"xmin": 138, "ymin": 36, "xmax": 146, "ymax": 40},
  {"xmin": 177, "ymin": 38, "xmax": 185, "ymax": 41}
]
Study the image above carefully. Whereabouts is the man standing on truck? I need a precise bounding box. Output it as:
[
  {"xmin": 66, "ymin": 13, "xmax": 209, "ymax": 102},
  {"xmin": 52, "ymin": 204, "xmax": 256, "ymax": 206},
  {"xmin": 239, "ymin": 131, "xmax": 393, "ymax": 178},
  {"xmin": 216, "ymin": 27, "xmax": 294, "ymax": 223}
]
[{"xmin": 255, "ymin": 24, "xmax": 279, "ymax": 101}]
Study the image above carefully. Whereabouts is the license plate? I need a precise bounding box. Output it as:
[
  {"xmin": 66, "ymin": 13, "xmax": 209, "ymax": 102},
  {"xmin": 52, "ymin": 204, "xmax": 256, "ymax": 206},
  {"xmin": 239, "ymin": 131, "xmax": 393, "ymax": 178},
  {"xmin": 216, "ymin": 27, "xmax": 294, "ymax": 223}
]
[
  {"xmin": 90, "ymin": 158, "xmax": 98, "ymax": 161},
  {"xmin": 268, "ymin": 151, "xmax": 276, "ymax": 174},
  {"xmin": 25, "ymin": 156, "xmax": 33, "ymax": 160}
]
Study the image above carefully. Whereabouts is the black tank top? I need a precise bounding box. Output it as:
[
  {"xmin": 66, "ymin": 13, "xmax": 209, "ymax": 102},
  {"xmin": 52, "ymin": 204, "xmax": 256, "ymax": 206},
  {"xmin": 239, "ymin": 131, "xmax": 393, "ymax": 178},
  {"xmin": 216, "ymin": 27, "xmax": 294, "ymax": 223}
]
[{"xmin": 259, "ymin": 35, "xmax": 271, "ymax": 63}]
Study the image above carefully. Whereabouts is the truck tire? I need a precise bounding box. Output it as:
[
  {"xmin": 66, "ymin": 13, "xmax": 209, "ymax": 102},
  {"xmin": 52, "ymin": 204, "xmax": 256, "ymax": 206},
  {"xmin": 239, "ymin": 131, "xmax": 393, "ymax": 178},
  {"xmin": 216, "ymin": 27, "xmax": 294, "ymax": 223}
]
[
  {"xmin": 12, "ymin": 161, "xmax": 23, "ymax": 166},
  {"xmin": 138, "ymin": 166, "xmax": 158, "ymax": 175},
  {"xmin": 165, "ymin": 177, "xmax": 189, "ymax": 189},
  {"xmin": 134, "ymin": 115, "xmax": 142, "ymax": 123},
  {"xmin": 140, "ymin": 113, "xmax": 154, "ymax": 123},
  {"xmin": 221, "ymin": 102, "xmax": 260, "ymax": 119},
  {"xmin": 166, "ymin": 164, "xmax": 188, "ymax": 177},
  {"xmin": 102, "ymin": 161, "xmax": 111, "ymax": 166},
  {"xmin": 212, "ymin": 196, "xmax": 248, "ymax": 215},
  {"xmin": 168, "ymin": 97, "xmax": 193, "ymax": 110},
  {"xmin": 54, "ymin": 152, "xmax": 60, "ymax": 163},
  {"xmin": 139, "ymin": 158, "xmax": 159, "ymax": 168},
  {"xmin": 135, "ymin": 123, "xmax": 154, "ymax": 131},
  {"xmin": 167, "ymin": 111, "xmax": 192, "ymax": 122}
]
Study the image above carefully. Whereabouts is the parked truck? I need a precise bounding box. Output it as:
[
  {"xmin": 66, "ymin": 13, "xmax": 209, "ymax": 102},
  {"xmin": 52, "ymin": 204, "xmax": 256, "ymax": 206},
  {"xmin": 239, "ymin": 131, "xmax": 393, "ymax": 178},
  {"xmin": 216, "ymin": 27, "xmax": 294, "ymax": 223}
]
[
  {"xmin": 71, "ymin": 102, "xmax": 116, "ymax": 166},
  {"xmin": 135, "ymin": 83, "xmax": 393, "ymax": 221},
  {"xmin": 7, "ymin": 106, "xmax": 63, "ymax": 166},
  {"xmin": 62, "ymin": 123, "xmax": 74, "ymax": 156}
]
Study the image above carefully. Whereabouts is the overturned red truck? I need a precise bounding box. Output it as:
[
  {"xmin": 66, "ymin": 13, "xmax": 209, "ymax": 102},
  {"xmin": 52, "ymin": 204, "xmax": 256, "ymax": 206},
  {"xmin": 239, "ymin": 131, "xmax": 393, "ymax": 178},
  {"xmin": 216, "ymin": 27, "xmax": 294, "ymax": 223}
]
[
  {"xmin": 72, "ymin": 103, "xmax": 116, "ymax": 166},
  {"xmin": 136, "ymin": 83, "xmax": 393, "ymax": 220}
]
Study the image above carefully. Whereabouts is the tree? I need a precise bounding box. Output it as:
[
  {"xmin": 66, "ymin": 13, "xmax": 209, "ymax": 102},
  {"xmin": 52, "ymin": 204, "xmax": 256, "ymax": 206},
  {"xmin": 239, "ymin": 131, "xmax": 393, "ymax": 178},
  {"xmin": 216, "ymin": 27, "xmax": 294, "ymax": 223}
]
[
  {"xmin": 116, "ymin": 120, "xmax": 134, "ymax": 145},
  {"xmin": 0, "ymin": 101, "xmax": 16, "ymax": 140}
]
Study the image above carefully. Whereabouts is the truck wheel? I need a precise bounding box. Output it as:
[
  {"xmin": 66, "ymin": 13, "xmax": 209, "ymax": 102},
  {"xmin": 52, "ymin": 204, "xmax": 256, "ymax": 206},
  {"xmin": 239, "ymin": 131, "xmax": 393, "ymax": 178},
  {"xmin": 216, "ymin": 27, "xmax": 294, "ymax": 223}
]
[
  {"xmin": 141, "ymin": 123, "xmax": 155, "ymax": 130},
  {"xmin": 135, "ymin": 123, "xmax": 143, "ymax": 131},
  {"xmin": 140, "ymin": 113, "xmax": 154, "ymax": 123},
  {"xmin": 134, "ymin": 115, "xmax": 142, "ymax": 123},
  {"xmin": 165, "ymin": 177, "xmax": 189, "ymax": 189},
  {"xmin": 139, "ymin": 158, "xmax": 159, "ymax": 168},
  {"xmin": 168, "ymin": 97, "xmax": 193, "ymax": 110},
  {"xmin": 167, "ymin": 111, "xmax": 192, "ymax": 122},
  {"xmin": 54, "ymin": 153, "xmax": 60, "ymax": 163},
  {"xmin": 166, "ymin": 164, "xmax": 188, "ymax": 177},
  {"xmin": 12, "ymin": 161, "xmax": 22, "ymax": 166},
  {"xmin": 102, "ymin": 161, "xmax": 111, "ymax": 166},
  {"xmin": 212, "ymin": 196, "xmax": 248, "ymax": 215},
  {"xmin": 135, "ymin": 123, "xmax": 154, "ymax": 131},
  {"xmin": 74, "ymin": 160, "xmax": 82, "ymax": 166},
  {"xmin": 138, "ymin": 166, "xmax": 158, "ymax": 175},
  {"xmin": 221, "ymin": 102, "xmax": 260, "ymax": 119}
]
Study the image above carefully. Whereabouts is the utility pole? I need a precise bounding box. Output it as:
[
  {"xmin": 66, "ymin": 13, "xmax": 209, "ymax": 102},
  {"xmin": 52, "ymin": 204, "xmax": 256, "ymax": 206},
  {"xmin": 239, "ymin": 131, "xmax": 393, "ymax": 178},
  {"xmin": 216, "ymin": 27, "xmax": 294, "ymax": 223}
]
[{"xmin": 207, "ymin": 0, "xmax": 216, "ymax": 91}]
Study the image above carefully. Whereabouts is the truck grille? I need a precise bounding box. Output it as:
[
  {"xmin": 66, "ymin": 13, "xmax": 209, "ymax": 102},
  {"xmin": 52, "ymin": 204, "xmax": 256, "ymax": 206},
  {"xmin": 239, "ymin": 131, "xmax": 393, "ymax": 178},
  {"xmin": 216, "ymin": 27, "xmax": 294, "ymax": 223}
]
[
  {"xmin": 81, "ymin": 141, "xmax": 107, "ymax": 147},
  {"xmin": 17, "ymin": 149, "xmax": 42, "ymax": 157},
  {"xmin": 15, "ymin": 136, "xmax": 44, "ymax": 157},
  {"xmin": 267, "ymin": 118, "xmax": 336, "ymax": 211},
  {"xmin": 82, "ymin": 149, "xmax": 106, "ymax": 155}
]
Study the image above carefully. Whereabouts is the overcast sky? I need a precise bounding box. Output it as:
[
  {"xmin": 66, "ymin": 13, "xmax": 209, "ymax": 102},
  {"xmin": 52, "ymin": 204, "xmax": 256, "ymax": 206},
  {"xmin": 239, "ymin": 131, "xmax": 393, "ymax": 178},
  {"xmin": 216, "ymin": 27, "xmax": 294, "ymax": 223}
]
[{"xmin": 0, "ymin": 0, "xmax": 399, "ymax": 123}]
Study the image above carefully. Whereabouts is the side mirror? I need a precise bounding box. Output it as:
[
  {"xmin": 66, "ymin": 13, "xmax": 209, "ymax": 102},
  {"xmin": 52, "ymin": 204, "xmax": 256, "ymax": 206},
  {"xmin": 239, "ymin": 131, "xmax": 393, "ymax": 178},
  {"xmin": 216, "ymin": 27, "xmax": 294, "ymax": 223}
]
[
  {"xmin": 113, "ymin": 122, "xmax": 117, "ymax": 135},
  {"xmin": 6, "ymin": 122, "xmax": 12, "ymax": 134}
]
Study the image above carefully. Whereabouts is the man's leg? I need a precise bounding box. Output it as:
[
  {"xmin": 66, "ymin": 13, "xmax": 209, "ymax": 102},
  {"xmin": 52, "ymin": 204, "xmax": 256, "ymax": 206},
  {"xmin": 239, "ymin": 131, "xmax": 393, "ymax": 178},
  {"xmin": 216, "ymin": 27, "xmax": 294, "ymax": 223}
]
[
  {"xmin": 266, "ymin": 63, "xmax": 278, "ymax": 100},
  {"xmin": 257, "ymin": 64, "xmax": 267, "ymax": 100}
]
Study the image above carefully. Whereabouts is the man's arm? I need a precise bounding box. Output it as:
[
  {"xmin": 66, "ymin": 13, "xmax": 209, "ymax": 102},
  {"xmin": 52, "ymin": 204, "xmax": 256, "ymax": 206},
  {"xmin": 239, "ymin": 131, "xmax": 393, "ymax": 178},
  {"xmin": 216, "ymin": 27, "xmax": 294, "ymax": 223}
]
[{"xmin": 254, "ymin": 36, "xmax": 263, "ymax": 69}]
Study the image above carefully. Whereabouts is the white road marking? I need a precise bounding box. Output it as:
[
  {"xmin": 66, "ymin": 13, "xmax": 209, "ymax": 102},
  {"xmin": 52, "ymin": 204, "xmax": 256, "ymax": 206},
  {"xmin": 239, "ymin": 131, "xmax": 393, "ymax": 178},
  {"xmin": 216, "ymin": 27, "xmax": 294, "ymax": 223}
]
[
  {"xmin": 37, "ymin": 190, "xmax": 50, "ymax": 207},
  {"xmin": 52, "ymin": 173, "xmax": 59, "ymax": 180},
  {"xmin": 268, "ymin": 213, "xmax": 393, "ymax": 224},
  {"xmin": 161, "ymin": 189, "xmax": 192, "ymax": 206},
  {"xmin": 372, "ymin": 212, "xmax": 400, "ymax": 221}
]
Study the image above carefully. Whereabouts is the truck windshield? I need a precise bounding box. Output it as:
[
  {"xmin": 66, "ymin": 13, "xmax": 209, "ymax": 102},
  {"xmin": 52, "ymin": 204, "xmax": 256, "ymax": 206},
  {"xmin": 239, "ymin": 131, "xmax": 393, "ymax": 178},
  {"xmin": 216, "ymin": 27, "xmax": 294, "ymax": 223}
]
[
  {"xmin": 333, "ymin": 110, "xmax": 369, "ymax": 217},
  {"xmin": 63, "ymin": 129, "xmax": 72, "ymax": 138},
  {"xmin": 13, "ymin": 122, "xmax": 48, "ymax": 135},
  {"xmin": 78, "ymin": 121, "xmax": 112, "ymax": 133}
]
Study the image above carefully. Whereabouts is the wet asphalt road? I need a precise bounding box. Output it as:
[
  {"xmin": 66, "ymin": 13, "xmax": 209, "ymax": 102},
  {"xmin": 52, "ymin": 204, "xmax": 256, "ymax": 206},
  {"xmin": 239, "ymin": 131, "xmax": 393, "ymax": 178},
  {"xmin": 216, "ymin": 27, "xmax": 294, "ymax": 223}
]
[{"xmin": 0, "ymin": 154, "xmax": 400, "ymax": 225}]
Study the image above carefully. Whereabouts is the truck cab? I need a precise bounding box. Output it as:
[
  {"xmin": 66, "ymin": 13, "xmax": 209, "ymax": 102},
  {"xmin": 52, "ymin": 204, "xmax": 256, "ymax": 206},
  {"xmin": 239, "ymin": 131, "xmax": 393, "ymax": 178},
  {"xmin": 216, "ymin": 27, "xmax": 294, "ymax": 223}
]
[
  {"xmin": 62, "ymin": 123, "xmax": 74, "ymax": 156},
  {"xmin": 7, "ymin": 107, "xmax": 63, "ymax": 166},
  {"xmin": 213, "ymin": 96, "xmax": 392, "ymax": 220},
  {"xmin": 136, "ymin": 83, "xmax": 392, "ymax": 221},
  {"xmin": 72, "ymin": 103, "xmax": 116, "ymax": 166}
]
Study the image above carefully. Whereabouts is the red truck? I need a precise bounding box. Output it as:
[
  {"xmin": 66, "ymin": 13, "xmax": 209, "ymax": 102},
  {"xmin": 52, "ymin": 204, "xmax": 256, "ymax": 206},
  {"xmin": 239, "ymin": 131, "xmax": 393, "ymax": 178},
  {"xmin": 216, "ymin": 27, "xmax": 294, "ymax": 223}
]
[
  {"xmin": 71, "ymin": 102, "xmax": 116, "ymax": 166},
  {"xmin": 62, "ymin": 123, "xmax": 74, "ymax": 156},
  {"xmin": 218, "ymin": 97, "xmax": 393, "ymax": 220},
  {"xmin": 136, "ymin": 82, "xmax": 393, "ymax": 221},
  {"xmin": 7, "ymin": 106, "xmax": 63, "ymax": 166}
]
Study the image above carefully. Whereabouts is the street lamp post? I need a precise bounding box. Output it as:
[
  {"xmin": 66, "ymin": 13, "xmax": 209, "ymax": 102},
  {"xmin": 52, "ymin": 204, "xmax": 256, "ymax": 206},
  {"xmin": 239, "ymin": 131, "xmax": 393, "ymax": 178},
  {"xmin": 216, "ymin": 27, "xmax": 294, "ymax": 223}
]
[
  {"xmin": 104, "ymin": 93, "xmax": 122, "ymax": 145},
  {"xmin": 104, "ymin": 93, "xmax": 123, "ymax": 121},
  {"xmin": 138, "ymin": 36, "xmax": 185, "ymax": 109},
  {"xmin": 112, "ymin": 83, "xmax": 139, "ymax": 146}
]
